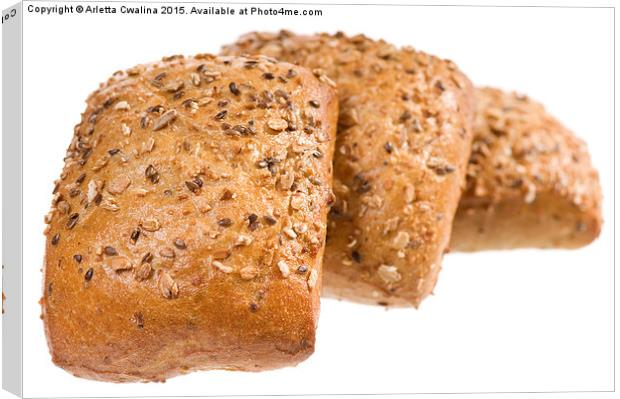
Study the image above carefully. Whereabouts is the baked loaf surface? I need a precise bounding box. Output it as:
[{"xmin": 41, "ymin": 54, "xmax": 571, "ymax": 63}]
[
  {"xmin": 42, "ymin": 54, "xmax": 338, "ymax": 382},
  {"xmin": 451, "ymin": 87, "xmax": 602, "ymax": 251},
  {"xmin": 223, "ymin": 31, "xmax": 474, "ymax": 307}
]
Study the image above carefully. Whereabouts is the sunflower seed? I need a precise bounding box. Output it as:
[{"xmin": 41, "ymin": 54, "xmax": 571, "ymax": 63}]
[
  {"xmin": 152, "ymin": 110, "xmax": 177, "ymax": 131},
  {"xmin": 158, "ymin": 271, "xmax": 179, "ymax": 299}
]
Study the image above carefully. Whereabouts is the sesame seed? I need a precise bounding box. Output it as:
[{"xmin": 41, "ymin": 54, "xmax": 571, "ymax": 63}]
[
  {"xmin": 293, "ymin": 223, "xmax": 308, "ymax": 234},
  {"xmin": 262, "ymin": 72, "xmax": 275, "ymax": 80},
  {"xmin": 235, "ymin": 235, "xmax": 253, "ymax": 246},
  {"xmin": 51, "ymin": 234, "xmax": 60, "ymax": 246},
  {"xmin": 404, "ymin": 184, "xmax": 416, "ymax": 203},
  {"xmin": 174, "ymin": 239, "xmax": 186, "ymax": 249},
  {"xmin": 307, "ymin": 269, "xmax": 318, "ymax": 289},
  {"xmin": 524, "ymin": 185, "xmax": 537, "ymax": 204},
  {"xmin": 73, "ymin": 254, "xmax": 82, "ymax": 263},
  {"xmin": 309, "ymin": 100, "xmax": 320, "ymax": 108},
  {"xmin": 282, "ymin": 227, "xmax": 297, "ymax": 239},
  {"xmin": 277, "ymin": 260, "xmax": 290, "ymax": 278},
  {"xmin": 190, "ymin": 73, "xmax": 201, "ymax": 86}
]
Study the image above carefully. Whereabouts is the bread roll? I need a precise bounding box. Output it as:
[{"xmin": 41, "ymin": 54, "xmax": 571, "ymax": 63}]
[
  {"xmin": 223, "ymin": 31, "xmax": 475, "ymax": 307},
  {"xmin": 41, "ymin": 54, "xmax": 338, "ymax": 382},
  {"xmin": 451, "ymin": 87, "xmax": 602, "ymax": 251}
]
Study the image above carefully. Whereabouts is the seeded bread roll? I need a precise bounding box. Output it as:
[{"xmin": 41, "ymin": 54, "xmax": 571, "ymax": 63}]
[
  {"xmin": 41, "ymin": 54, "xmax": 338, "ymax": 382},
  {"xmin": 451, "ymin": 87, "xmax": 602, "ymax": 251},
  {"xmin": 223, "ymin": 31, "xmax": 474, "ymax": 307}
]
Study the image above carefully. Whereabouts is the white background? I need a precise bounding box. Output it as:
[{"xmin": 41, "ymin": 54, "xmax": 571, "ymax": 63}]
[{"xmin": 1, "ymin": 0, "xmax": 617, "ymax": 398}]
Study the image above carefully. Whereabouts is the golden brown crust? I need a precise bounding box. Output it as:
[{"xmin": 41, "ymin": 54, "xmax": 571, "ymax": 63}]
[
  {"xmin": 451, "ymin": 87, "xmax": 602, "ymax": 251},
  {"xmin": 223, "ymin": 31, "xmax": 474, "ymax": 307},
  {"xmin": 41, "ymin": 54, "xmax": 338, "ymax": 382}
]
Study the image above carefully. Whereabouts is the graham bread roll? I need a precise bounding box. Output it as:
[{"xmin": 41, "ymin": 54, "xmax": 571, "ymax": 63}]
[
  {"xmin": 451, "ymin": 87, "xmax": 602, "ymax": 251},
  {"xmin": 223, "ymin": 31, "xmax": 474, "ymax": 307},
  {"xmin": 41, "ymin": 54, "xmax": 338, "ymax": 382}
]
